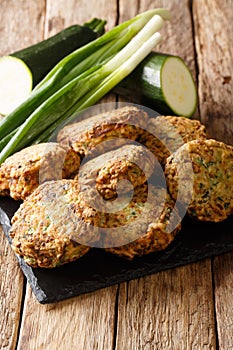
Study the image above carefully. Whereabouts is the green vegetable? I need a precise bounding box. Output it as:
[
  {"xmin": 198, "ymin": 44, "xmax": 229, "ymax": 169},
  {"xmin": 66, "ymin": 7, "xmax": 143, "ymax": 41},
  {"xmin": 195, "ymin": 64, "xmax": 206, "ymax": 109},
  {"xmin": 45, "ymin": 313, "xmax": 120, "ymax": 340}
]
[
  {"xmin": 115, "ymin": 52, "xmax": 197, "ymax": 117},
  {"xmin": 0, "ymin": 127, "xmax": 19, "ymax": 150},
  {"xmin": 0, "ymin": 19, "xmax": 105, "ymax": 117},
  {"xmin": 0, "ymin": 56, "xmax": 33, "ymax": 115},
  {"xmin": 11, "ymin": 18, "xmax": 106, "ymax": 87},
  {"xmin": 0, "ymin": 8, "xmax": 170, "ymax": 164}
]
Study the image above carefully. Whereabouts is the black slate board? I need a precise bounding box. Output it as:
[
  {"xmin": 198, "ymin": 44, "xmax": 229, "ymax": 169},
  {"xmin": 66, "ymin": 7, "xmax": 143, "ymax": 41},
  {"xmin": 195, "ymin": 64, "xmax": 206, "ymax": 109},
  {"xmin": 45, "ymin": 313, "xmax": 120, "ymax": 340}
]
[{"xmin": 1, "ymin": 197, "xmax": 233, "ymax": 304}]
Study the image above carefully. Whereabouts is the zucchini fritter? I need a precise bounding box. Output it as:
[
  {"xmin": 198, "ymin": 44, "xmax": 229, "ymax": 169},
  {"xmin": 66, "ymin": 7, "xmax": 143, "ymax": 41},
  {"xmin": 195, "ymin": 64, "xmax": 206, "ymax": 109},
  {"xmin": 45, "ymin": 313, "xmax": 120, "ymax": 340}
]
[
  {"xmin": 9, "ymin": 180, "xmax": 182, "ymax": 265},
  {"xmin": 104, "ymin": 184, "xmax": 182, "ymax": 259},
  {"xmin": 0, "ymin": 143, "xmax": 80, "ymax": 201},
  {"xmin": 9, "ymin": 180, "xmax": 105, "ymax": 268},
  {"xmin": 139, "ymin": 116, "xmax": 207, "ymax": 167},
  {"xmin": 165, "ymin": 139, "xmax": 233, "ymax": 222},
  {"xmin": 57, "ymin": 106, "xmax": 149, "ymax": 157},
  {"xmin": 76, "ymin": 144, "xmax": 156, "ymax": 200}
]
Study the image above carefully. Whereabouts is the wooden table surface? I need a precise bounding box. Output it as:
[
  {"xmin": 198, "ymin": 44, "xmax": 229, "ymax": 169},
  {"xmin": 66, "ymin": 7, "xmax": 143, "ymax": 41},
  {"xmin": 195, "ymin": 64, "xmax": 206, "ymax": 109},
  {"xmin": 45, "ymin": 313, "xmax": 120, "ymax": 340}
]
[{"xmin": 0, "ymin": 0, "xmax": 232, "ymax": 349}]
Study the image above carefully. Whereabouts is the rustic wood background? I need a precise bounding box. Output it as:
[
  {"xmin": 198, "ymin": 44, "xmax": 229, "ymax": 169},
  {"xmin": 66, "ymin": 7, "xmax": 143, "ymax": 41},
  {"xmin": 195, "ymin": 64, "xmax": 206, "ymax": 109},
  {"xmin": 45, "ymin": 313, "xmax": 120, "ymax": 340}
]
[{"xmin": 0, "ymin": 0, "xmax": 232, "ymax": 349}]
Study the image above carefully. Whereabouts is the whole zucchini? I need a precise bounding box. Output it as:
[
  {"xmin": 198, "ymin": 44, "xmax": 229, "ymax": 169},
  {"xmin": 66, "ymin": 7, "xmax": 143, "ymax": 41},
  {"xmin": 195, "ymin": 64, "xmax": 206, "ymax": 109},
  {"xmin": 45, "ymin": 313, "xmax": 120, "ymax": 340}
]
[
  {"xmin": 0, "ymin": 18, "xmax": 105, "ymax": 116},
  {"xmin": 11, "ymin": 18, "xmax": 106, "ymax": 87},
  {"xmin": 115, "ymin": 52, "xmax": 197, "ymax": 117}
]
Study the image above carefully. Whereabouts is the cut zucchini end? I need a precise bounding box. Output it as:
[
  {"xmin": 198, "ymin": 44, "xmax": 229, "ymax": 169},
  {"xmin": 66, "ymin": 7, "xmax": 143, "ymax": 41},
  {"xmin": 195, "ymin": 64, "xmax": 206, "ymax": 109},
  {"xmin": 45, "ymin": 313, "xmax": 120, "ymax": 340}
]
[
  {"xmin": 161, "ymin": 57, "xmax": 197, "ymax": 117},
  {"xmin": 0, "ymin": 56, "xmax": 33, "ymax": 115}
]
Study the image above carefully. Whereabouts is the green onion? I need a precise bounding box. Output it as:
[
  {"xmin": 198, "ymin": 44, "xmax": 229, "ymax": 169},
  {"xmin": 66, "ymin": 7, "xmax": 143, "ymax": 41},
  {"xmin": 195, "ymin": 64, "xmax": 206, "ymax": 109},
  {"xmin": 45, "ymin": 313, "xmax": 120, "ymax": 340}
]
[
  {"xmin": 71, "ymin": 31, "xmax": 163, "ymax": 113},
  {"xmin": 34, "ymin": 8, "xmax": 170, "ymax": 90},
  {"xmin": 0, "ymin": 128, "xmax": 19, "ymax": 150}
]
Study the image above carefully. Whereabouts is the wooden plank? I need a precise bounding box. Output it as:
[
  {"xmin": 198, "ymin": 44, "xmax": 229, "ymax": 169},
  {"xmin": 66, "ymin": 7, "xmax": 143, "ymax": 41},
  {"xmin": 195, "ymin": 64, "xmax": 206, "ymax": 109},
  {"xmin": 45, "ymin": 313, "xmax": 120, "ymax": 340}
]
[
  {"xmin": 44, "ymin": 0, "xmax": 118, "ymax": 37},
  {"xmin": 119, "ymin": 0, "xmax": 199, "ymax": 118},
  {"xmin": 213, "ymin": 252, "xmax": 233, "ymax": 350},
  {"xmin": 0, "ymin": 0, "xmax": 45, "ymax": 55},
  {"xmin": 119, "ymin": 0, "xmax": 139, "ymax": 22},
  {"xmin": 0, "ymin": 1, "xmax": 46, "ymax": 349},
  {"xmin": 0, "ymin": 228, "xmax": 24, "ymax": 350},
  {"xmin": 16, "ymin": 2, "xmax": 118, "ymax": 349},
  {"xmin": 17, "ymin": 284, "xmax": 118, "ymax": 350},
  {"xmin": 193, "ymin": 1, "xmax": 233, "ymax": 348},
  {"xmin": 115, "ymin": 1, "xmax": 216, "ymax": 349},
  {"xmin": 2, "ymin": 1, "xmax": 231, "ymax": 350},
  {"xmin": 193, "ymin": 0, "xmax": 233, "ymax": 144},
  {"xmin": 139, "ymin": 0, "xmax": 197, "ymax": 77},
  {"xmin": 115, "ymin": 260, "xmax": 216, "ymax": 349}
]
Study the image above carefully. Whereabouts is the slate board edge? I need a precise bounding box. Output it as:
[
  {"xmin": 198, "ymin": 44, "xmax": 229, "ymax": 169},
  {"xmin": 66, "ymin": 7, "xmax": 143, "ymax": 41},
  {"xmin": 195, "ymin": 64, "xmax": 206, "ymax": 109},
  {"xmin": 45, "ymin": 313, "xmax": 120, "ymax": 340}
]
[
  {"xmin": 1, "ymin": 206, "xmax": 233, "ymax": 304},
  {"xmin": 18, "ymin": 243, "xmax": 233, "ymax": 304}
]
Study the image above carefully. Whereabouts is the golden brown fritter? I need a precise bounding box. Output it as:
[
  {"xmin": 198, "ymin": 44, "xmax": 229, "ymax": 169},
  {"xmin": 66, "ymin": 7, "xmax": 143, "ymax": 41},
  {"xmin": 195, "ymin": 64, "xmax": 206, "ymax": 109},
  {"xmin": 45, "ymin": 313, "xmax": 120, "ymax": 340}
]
[
  {"xmin": 57, "ymin": 106, "xmax": 149, "ymax": 158},
  {"xmin": 9, "ymin": 180, "xmax": 181, "ymax": 266},
  {"xmin": 139, "ymin": 116, "xmax": 207, "ymax": 168},
  {"xmin": 165, "ymin": 139, "xmax": 233, "ymax": 222},
  {"xmin": 104, "ymin": 184, "xmax": 182, "ymax": 259},
  {"xmin": 10, "ymin": 180, "xmax": 104, "ymax": 268},
  {"xmin": 76, "ymin": 144, "xmax": 156, "ymax": 200},
  {"xmin": 0, "ymin": 143, "xmax": 80, "ymax": 201}
]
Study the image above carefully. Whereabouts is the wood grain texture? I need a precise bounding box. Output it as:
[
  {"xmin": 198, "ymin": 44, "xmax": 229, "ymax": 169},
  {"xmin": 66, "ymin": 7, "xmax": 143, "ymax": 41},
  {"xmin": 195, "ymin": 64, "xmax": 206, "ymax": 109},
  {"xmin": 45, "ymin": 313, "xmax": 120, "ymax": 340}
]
[
  {"xmin": 119, "ymin": 0, "xmax": 139, "ymax": 22},
  {"xmin": 118, "ymin": 0, "xmax": 199, "ymax": 118},
  {"xmin": 193, "ymin": 1, "xmax": 233, "ymax": 347},
  {"xmin": 44, "ymin": 0, "xmax": 118, "ymax": 37},
  {"xmin": 115, "ymin": 260, "xmax": 216, "ymax": 350},
  {"xmin": 0, "ymin": 1, "xmax": 46, "ymax": 349},
  {"xmin": 1, "ymin": 1, "xmax": 233, "ymax": 349},
  {"xmin": 0, "ymin": 0, "xmax": 45, "ymax": 55},
  {"xmin": 117, "ymin": 2, "xmax": 215, "ymax": 349},
  {"xmin": 15, "ymin": 2, "xmax": 119, "ymax": 349},
  {"xmin": 17, "ymin": 284, "xmax": 118, "ymax": 350},
  {"xmin": 139, "ymin": 0, "xmax": 196, "ymax": 76},
  {"xmin": 0, "ymin": 228, "xmax": 24, "ymax": 350},
  {"xmin": 193, "ymin": 0, "xmax": 233, "ymax": 144},
  {"xmin": 213, "ymin": 252, "xmax": 233, "ymax": 350}
]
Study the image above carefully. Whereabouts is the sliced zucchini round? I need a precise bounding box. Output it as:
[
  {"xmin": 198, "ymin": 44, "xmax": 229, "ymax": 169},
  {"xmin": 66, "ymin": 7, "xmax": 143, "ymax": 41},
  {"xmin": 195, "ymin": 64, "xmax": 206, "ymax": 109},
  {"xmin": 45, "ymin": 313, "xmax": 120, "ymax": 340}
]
[
  {"xmin": 161, "ymin": 56, "xmax": 197, "ymax": 116},
  {"xmin": 0, "ymin": 56, "xmax": 33, "ymax": 116},
  {"xmin": 115, "ymin": 52, "xmax": 198, "ymax": 117}
]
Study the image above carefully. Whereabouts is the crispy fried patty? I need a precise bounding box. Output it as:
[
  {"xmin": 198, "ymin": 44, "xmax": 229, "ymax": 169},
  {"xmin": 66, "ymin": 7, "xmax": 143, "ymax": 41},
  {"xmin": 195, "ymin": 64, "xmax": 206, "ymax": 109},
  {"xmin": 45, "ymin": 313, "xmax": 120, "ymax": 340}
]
[
  {"xmin": 10, "ymin": 179, "xmax": 181, "ymax": 265},
  {"xmin": 76, "ymin": 144, "xmax": 156, "ymax": 200},
  {"xmin": 57, "ymin": 106, "xmax": 149, "ymax": 157},
  {"xmin": 104, "ymin": 184, "xmax": 182, "ymax": 259},
  {"xmin": 9, "ymin": 180, "xmax": 105, "ymax": 268},
  {"xmin": 139, "ymin": 116, "xmax": 207, "ymax": 167},
  {"xmin": 165, "ymin": 139, "xmax": 233, "ymax": 222},
  {"xmin": 0, "ymin": 143, "xmax": 80, "ymax": 200}
]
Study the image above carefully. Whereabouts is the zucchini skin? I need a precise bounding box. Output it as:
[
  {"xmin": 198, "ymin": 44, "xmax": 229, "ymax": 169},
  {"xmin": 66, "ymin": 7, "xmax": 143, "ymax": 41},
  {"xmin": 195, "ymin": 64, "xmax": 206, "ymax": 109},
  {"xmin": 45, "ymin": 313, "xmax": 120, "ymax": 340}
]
[
  {"xmin": 11, "ymin": 24, "xmax": 101, "ymax": 87},
  {"xmin": 115, "ymin": 52, "xmax": 186, "ymax": 115},
  {"xmin": 0, "ymin": 19, "xmax": 107, "ymax": 141}
]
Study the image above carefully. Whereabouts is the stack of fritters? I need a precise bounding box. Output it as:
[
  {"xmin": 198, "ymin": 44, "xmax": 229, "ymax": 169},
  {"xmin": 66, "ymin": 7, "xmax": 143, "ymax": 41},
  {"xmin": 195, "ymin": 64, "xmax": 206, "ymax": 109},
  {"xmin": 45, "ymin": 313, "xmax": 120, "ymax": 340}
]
[{"xmin": 1, "ymin": 105, "xmax": 232, "ymax": 268}]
